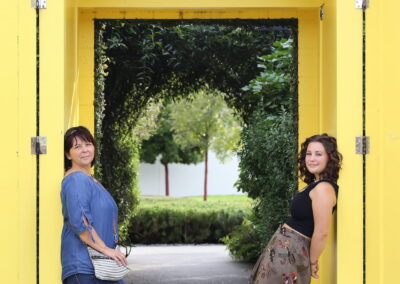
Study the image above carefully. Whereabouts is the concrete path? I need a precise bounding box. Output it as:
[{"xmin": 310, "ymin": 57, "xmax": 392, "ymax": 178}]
[{"xmin": 124, "ymin": 244, "xmax": 253, "ymax": 284}]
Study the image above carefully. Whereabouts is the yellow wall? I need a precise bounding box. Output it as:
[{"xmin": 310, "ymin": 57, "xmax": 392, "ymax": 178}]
[
  {"xmin": 40, "ymin": 1, "xmax": 67, "ymax": 283},
  {"xmin": 366, "ymin": 1, "xmax": 400, "ymax": 283},
  {"xmin": 335, "ymin": 1, "xmax": 363, "ymax": 284},
  {"xmin": 318, "ymin": 1, "xmax": 338, "ymax": 283},
  {"xmin": 77, "ymin": 6, "xmax": 322, "ymax": 147},
  {"xmin": 77, "ymin": 3, "xmax": 332, "ymax": 284},
  {"xmin": 4, "ymin": 0, "xmax": 385, "ymax": 283},
  {"xmin": 0, "ymin": 0, "xmax": 37, "ymax": 283}
]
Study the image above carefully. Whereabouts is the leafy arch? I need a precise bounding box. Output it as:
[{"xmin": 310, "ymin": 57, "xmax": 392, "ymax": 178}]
[{"xmin": 94, "ymin": 19, "xmax": 298, "ymax": 232}]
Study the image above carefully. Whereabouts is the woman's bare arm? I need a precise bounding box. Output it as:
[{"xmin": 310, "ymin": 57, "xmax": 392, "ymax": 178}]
[{"xmin": 309, "ymin": 182, "xmax": 337, "ymax": 278}]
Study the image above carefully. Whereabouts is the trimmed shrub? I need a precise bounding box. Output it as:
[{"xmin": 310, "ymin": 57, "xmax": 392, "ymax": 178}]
[
  {"xmin": 223, "ymin": 109, "xmax": 297, "ymax": 261},
  {"xmin": 221, "ymin": 213, "xmax": 260, "ymax": 261},
  {"xmin": 128, "ymin": 196, "xmax": 250, "ymax": 244}
]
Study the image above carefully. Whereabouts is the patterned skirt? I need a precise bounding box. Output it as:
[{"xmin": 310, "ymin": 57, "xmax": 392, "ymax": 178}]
[{"xmin": 249, "ymin": 225, "xmax": 311, "ymax": 284}]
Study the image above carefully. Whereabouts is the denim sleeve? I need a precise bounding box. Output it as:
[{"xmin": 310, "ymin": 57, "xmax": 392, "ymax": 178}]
[{"xmin": 61, "ymin": 173, "xmax": 94, "ymax": 235}]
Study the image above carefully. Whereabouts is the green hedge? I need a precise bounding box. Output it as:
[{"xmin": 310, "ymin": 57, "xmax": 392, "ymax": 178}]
[
  {"xmin": 223, "ymin": 110, "xmax": 297, "ymax": 261},
  {"xmin": 128, "ymin": 196, "xmax": 250, "ymax": 244}
]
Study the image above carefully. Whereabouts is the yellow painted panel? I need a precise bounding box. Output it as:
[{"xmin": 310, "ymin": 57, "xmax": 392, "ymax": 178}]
[
  {"xmin": 319, "ymin": 0, "xmax": 336, "ymax": 135},
  {"xmin": 40, "ymin": 1, "xmax": 66, "ymax": 283},
  {"xmin": 76, "ymin": 4, "xmax": 330, "ymax": 284},
  {"xmin": 77, "ymin": 0, "xmax": 323, "ymax": 8},
  {"xmin": 298, "ymin": 12, "xmax": 320, "ymax": 152},
  {"xmin": 0, "ymin": 1, "xmax": 21, "ymax": 282},
  {"xmin": 79, "ymin": 7, "xmax": 310, "ymax": 19},
  {"xmin": 17, "ymin": 2, "xmax": 38, "ymax": 284},
  {"xmin": 78, "ymin": 12, "xmax": 95, "ymax": 134},
  {"xmin": 65, "ymin": 0, "xmax": 79, "ymax": 129},
  {"xmin": 335, "ymin": 0, "xmax": 363, "ymax": 284},
  {"xmin": 366, "ymin": 1, "xmax": 400, "ymax": 283},
  {"xmin": 0, "ymin": 0, "xmax": 37, "ymax": 283}
]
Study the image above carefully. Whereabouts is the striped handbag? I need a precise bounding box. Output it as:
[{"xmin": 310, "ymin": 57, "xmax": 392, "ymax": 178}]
[{"xmin": 87, "ymin": 246, "xmax": 130, "ymax": 281}]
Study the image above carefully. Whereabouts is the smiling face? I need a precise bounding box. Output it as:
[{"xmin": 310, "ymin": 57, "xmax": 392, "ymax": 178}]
[
  {"xmin": 305, "ymin": 142, "xmax": 329, "ymax": 180},
  {"xmin": 66, "ymin": 136, "xmax": 95, "ymax": 170}
]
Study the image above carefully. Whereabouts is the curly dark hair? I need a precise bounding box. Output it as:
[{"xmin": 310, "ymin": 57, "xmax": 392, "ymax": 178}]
[
  {"xmin": 64, "ymin": 126, "xmax": 97, "ymax": 171},
  {"xmin": 298, "ymin": 133, "xmax": 342, "ymax": 184}
]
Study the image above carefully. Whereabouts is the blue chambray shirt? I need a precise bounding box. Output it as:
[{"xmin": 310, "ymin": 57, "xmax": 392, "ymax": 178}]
[{"xmin": 60, "ymin": 171, "xmax": 119, "ymax": 281}]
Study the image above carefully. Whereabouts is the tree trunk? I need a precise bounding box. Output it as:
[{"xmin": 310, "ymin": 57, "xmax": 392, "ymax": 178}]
[
  {"xmin": 203, "ymin": 149, "xmax": 208, "ymax": 201},
  {"xmin": 163, "ymin": 163, "xmax": 170, "ymax": 196}
]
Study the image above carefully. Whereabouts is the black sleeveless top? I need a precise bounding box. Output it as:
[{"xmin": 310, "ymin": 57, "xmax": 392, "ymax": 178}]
[{"xmin": 285, "ymin": 180, "xmax": 339, "ymax": 238}]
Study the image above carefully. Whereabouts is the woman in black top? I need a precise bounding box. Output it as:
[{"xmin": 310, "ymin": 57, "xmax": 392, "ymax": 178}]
[{"xmin": 250, "ymin": 134, "xmax": 342, "ymax": 284}]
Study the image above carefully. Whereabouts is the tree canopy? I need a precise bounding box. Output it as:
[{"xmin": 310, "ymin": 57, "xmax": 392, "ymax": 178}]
[
  {"xmin": 170, "ymin": 89, "xmax": 242, "ymax": 200},
  {"xmin": 140, "ymin": 101, "xmax": 203, "ymax": 196}
]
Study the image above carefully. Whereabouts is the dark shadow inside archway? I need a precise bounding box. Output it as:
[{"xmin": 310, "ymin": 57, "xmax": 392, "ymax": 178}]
[{"xmin": 94, "ymin": 19, "xmax": 298, "ymax": 283}]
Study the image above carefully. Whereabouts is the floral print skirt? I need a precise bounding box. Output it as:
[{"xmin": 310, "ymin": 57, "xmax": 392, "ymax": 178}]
[{"xmin": 249, "ymin": 225, "xmax": 311, "ymax": 284}]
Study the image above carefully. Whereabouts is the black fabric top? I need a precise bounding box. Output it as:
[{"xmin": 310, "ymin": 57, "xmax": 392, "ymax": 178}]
[{"xmin": 285, "ymin": 180, "xmax": 339, "ymax": 238}]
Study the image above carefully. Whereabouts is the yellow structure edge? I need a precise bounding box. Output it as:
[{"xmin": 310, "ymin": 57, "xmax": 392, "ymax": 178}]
[
  {"xmin": 0, "ymin": 0, "xmax": 37, "ymax": 283},
  {"xmin": 335, "ymin": 1, "xmax": 363, "ymax": 284},
  {"xmin": 4, "ymin": 0, "xmax": 387, "ymax": 283},
  {"xmin": 39, "ymin": 1, "xmax": 66, "ymax": 283},
  {"xmin": 366, "ymin": 1, "xmax": 400, "ymax": 283}
]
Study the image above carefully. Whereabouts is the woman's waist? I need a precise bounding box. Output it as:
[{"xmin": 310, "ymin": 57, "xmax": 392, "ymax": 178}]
[{"xmin": 282, "ymin": 223, "xmax": 312, "ymax": 241}]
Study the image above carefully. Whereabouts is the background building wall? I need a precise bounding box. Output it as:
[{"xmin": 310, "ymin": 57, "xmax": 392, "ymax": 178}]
[{"xmin": 139, "ymin": 152, "xmax": 241, "ymax": 197}]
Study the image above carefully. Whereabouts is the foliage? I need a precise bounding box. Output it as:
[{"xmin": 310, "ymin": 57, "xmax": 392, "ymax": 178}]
[
  {"xmin": 170, "ymin": 90, "xmax": 242, "ymax": 200},
  {"xmin": 242, "ymin": 39, "xmax": 293, "ymax": 114},
  {"xmin": 99, "ymin": 127, "xmax": 140, "ymax": 237},
  {"xmin": 140, "ymin": 100, "xmax": 203, "ymax": 165},
  {"xmin": 133, "ymin": 99, "xmax": 162, "ymax": 141},
  {"xmin": 93, "ymin": 19, "xmax": 298, "ymax": 240},
  {"xmin": 128, "ymin": 196, "xmax": 251, "ymax": 244},
  {"xmin": 221, "ymin": 213, "xmax": 260, "ymax": 261},
  {"xmin": 97, "ymin": 20, "xmax": 292, "ymax": 123},
  {"xmin": 224, "ymin": 109, "xmax": 297, "ymax": 260},
  {"xmin": 170, "ymin": 90, "xmax": 242, "ymax": 162},
  {"xmin": 222, "ymin": 37, "xmax": 297, "ymax": 261},
  {"xmin": 140, "ymin": 100, "xmax": 203, "ymax": 195}
]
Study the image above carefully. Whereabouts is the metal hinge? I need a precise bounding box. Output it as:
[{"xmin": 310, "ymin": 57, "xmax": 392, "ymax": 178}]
[
  {"xmin": 319, "ymin": 4, "xmax": 325, "ymax": 20},
  {"xmin": 31, "ymin": 136, "xmax": 47, "ymax": 155},
  {"xmin": 31, "ymin": 0, "xmax": 47, "ymax": 9},
  {"xmin": 355, "ymin": 0, "xmax": 369, "ymax": 9},
  {"xmin": 356, "ymin": 136, "xmax": 370, "ymax": 154}
]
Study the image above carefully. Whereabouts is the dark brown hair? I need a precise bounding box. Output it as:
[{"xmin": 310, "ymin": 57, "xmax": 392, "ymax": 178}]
[
  {"xmin": 298, "ymin": 133, "xmax": 342, "ymax": 184},
  {"xmin": 64, "ymin": 126, "xmax": 96, "ymax": 171}
]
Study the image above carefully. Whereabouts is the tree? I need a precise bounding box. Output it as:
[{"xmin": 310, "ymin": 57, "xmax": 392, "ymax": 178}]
[
  {"xmin": 170, "ymin": 89, "xmax": 242, "ymax": 201},
  {"xmin": 140, "ymin": 102, "xmax": 203, "ymax": 196}
]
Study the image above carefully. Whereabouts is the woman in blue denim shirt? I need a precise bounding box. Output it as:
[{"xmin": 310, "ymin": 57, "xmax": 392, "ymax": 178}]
[{"xmin": 61, "ymin": 126, "xmax": 127, "ymax": 284}]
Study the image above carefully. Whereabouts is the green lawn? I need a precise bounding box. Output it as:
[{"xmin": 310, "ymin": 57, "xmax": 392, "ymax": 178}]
[{"xmin": 139, "ymin": 195, "xmax": 252, "ymax": 211}]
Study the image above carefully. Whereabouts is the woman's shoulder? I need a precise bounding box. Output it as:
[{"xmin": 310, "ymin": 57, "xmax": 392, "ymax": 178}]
[
  {"xmin": 62, "ymin": 171, "xmax": 92, "ymax": 185},
  {"xmin": 312, "ymin": 179, "xmax": 339, "ymax": 194}
]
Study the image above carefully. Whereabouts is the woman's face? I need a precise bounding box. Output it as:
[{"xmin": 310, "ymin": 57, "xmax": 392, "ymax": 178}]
[
  {"xmin": 66, "ymin": 136, "xmax": 95, "ymax": 169},
  {"xmin": 305, "ymin": 141, "xmax": 329, "ymax": 180}
]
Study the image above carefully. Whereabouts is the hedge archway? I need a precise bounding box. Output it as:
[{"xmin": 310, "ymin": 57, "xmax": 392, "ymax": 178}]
[{"xmin": 94, "ymin": 19, "xmax": 298, "ymax": 240}]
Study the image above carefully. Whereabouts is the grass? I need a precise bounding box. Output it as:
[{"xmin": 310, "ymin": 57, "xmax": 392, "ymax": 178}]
[{"xmin": 139, "ymin": 195, "xmax": 252, "ymax": 211}]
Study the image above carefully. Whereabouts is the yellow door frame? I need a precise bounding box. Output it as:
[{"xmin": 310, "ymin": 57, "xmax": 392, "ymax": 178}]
[
  {"xmin": 35, "ymin": 1, "xmax": 364, "ymax": 283},
  {"xmin": 77, "ymin": 4, "xmax": 329, "ymax": 282}
]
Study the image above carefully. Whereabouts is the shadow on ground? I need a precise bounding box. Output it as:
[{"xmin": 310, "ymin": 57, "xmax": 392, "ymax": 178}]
[{"xmin": 124, "ymin": 244, "xmax": 253, "ymax": 284}]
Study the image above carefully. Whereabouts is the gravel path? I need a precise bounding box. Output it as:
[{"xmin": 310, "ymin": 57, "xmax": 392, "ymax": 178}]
[{"xmin": 123, "ymin": 244, "xmax": 253, "ymax": 284}]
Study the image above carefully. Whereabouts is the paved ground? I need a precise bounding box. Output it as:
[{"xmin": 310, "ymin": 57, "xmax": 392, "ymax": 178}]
[{"xmin": 123, "ymin": 244, "xmax": 253, "ymax": 284}]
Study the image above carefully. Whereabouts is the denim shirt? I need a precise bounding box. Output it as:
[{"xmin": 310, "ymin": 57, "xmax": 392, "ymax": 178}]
[{"xmin": 60, "ymin": 171, "xmax": 119, "ymax": 281}]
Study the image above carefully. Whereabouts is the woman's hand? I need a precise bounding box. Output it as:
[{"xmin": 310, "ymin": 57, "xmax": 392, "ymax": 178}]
[
  {"xmin": 311, "ymin": 261, "xmax": 319, "ymax": 279},
  {"xmin": 103, "ymin": 246, "xmax": 128, "ymax": 266}
]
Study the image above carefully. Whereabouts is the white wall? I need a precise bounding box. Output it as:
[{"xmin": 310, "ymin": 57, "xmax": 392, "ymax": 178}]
[{"xmin": 138, "ymin": 151, "xmax": 243, "ymax": 196}]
